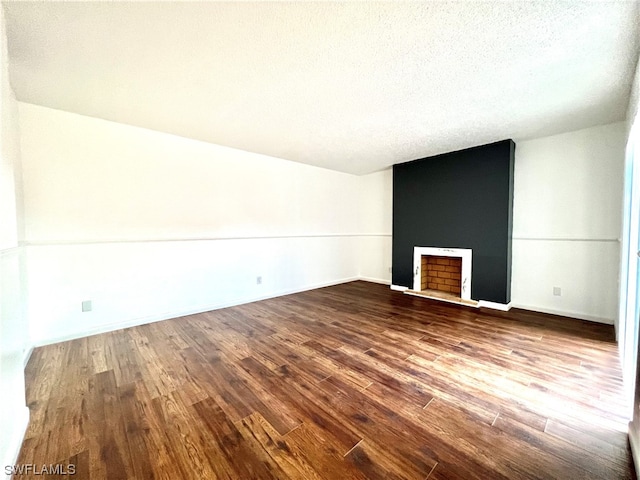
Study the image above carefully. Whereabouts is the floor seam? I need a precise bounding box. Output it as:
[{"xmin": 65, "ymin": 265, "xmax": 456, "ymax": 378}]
[{"xmin": 343, "ymin": 438, "xmax": 364, "ymax": 458}]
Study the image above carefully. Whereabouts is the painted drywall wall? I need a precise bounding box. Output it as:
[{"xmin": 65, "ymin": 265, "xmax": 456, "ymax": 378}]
[
  {"xmin": 628, "ymin": 57, "xmax": 640, "ymax": 137},
  {"xmin": 0, "ymin": 5, "xmax": 29, "ymax": 476},
  {"xmin": 19, "ymin": 103, "xmax": 361, "ymax": 243},
  {"xmin": 511, "ymin": 122, "xmax": 626, "ymax": 323},
  {"xmin": 0, "ymin": 29, "xmax": 19, "ymax": 249},
  {"xmin": 18, "ymin": 103, "xmax": 369, "ymax": 344},
  {"xmin": 357, "ymin": 168, "xmax": 392, "ymax": 283},
  {"xmin": 26, "ymin": 237, "xmax": 359, "ymax": 345}
]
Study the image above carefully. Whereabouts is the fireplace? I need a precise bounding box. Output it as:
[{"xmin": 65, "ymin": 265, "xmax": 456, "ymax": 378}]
[
  {"xmin": 413, "ymin": 247, "xmax": 472, "ymax": 301},
  {"xmin": 420, "ymin": 255, "xmax": 462, "ymax": 295}
]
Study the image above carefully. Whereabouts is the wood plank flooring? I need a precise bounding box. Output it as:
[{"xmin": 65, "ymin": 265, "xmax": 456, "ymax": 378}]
[{"xmin": 16, "ymin": 281, "xmax": 635, "ymax": 479}]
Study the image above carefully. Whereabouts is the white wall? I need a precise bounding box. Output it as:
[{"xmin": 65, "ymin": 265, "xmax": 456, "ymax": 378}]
[
  {"xmin": 19, "ymin": 103, "xmax": 361, "ymax": 243},
  {"xmin": 0, "ymin": 4, "xmax": 29, "ymax": 476},
  {"xmin": 357, "ymin": 168, "xmax": 392, "ymax": 283},
  {"xmin": 628, "ymin": 57, "xmax": 640, "ymax": 137},
  {"xmin": 26, "ymin": 237, "xmax": 359, "ymax": 344},
  {"xmin": 511, "ymin": 122, "xmax": 626, "ymax": 323},
  {"xmin": 18, "ymin": 103, "xmax": 371, "ymax": 345},
  {"xmin": 0, "ymin": 25, "xmax": 19, "ymax": 250}
]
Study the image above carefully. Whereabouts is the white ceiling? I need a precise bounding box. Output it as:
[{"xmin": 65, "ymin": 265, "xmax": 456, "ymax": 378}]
[{"xmin": 4, "ymin": 1, "xmax": 639, "ymax": 175}]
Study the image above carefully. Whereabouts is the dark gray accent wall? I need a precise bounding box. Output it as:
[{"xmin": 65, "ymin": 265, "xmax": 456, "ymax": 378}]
[{"xmin": 392, "ymin": 140, "xmax": 515, "ymax": 304}]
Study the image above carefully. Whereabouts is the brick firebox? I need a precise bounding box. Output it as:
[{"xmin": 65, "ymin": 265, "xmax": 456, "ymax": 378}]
[{"xmin": 420, "ymin": 255, "xmax": 462, "ymax": 296}]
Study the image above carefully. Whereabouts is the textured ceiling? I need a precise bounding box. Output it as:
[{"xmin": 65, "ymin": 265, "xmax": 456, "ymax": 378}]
[{"xmin": 4, "ymin": 1, "xmax": 640, "ymax": 175}]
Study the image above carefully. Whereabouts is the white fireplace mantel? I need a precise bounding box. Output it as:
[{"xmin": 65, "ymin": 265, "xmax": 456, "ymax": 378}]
[{"xmin": 413, "ymin": 246, "xmax": 472, "ymax": 300}]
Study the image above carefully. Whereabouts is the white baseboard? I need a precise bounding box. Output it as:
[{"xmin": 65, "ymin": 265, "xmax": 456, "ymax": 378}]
[
  {"xmin": 2, "ymin": 406, "xmax": 29, "ymax": 480},
  {"xmin": 390, "ymin": 294, "xmax": 606, "ymax": 320},
  {"xmin": 22, "ymin": 347, "xmax": 34, "ymax": 369},
  {"xmin": 478, "ymin": 300, "xmax": 512, "ymax": 311},
  {"xmin": 510, "ymin": 303, "xmax": 614, "ymax": 325},
  {"xmin": 358, "ymin": 276, "xmax": 390, "ymax": 285},
  {"xmin": 32, "ymin": 276, "xmax": 361, "ymax": 347},
  {"xmin": 629, "ymin": 422, "xmax": 639, "ymax": 477},
  {"xmin": 390, "ymin": 284, "xmax": 409, "ymax": 291}
]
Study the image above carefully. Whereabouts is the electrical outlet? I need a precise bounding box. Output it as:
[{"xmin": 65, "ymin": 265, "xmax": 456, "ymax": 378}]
[
  {"xmin": 81, "ymin": 300, "xmax": 92, "ymax": 312},
  {"xmin": 256, "ymin": 276, "xmax": 262, "ymax": 285},
  {"xmin": 388, "ymin": 267, "xmax": 392, "ymax": 273},
  {"xmin": 553, "ymin": 287, "xmax": 561, "ymax": 296}
]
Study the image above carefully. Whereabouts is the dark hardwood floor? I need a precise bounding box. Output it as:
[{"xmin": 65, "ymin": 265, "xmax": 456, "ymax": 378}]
[{"xmin": 16, "ymin": 281, "xmax": 635, "ymax": 479}]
